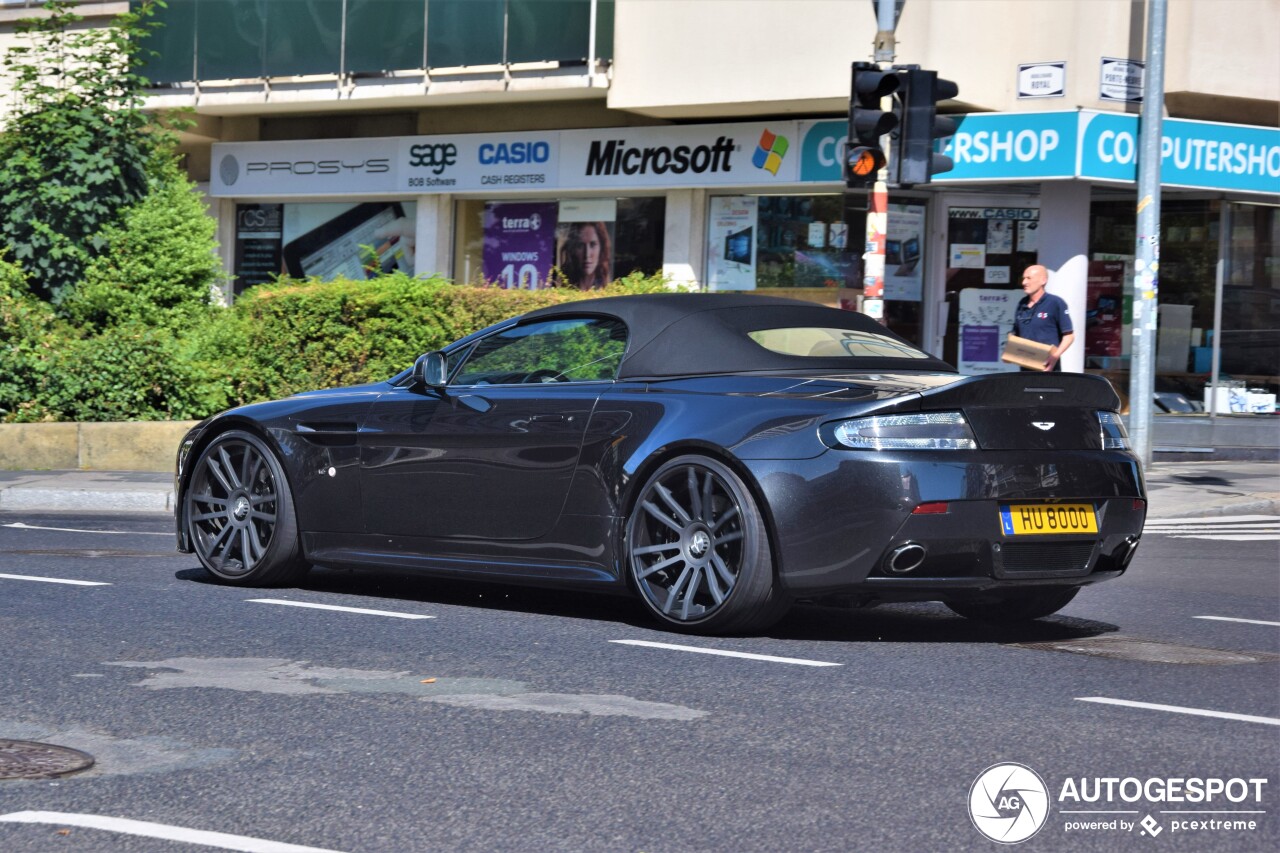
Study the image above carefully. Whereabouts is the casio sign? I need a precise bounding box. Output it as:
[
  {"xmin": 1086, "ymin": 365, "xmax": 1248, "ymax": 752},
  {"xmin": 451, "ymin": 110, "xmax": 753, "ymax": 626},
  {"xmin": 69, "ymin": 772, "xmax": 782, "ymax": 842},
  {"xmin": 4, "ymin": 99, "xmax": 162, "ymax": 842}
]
[
  {"xmin": 408, "ymin": 143, "xmax": 458, "ymax": 175},
  {"xmin": 479, "ymin": 141, "xmax": 551, "ymax": 166}
]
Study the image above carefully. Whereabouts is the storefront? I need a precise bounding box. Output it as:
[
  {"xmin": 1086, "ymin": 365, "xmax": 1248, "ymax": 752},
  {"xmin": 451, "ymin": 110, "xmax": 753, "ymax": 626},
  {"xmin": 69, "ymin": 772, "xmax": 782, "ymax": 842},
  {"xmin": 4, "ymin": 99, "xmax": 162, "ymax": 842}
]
[{"xmin": 208, "ymin": 111, "xmax": 1279, "ymax": 416}]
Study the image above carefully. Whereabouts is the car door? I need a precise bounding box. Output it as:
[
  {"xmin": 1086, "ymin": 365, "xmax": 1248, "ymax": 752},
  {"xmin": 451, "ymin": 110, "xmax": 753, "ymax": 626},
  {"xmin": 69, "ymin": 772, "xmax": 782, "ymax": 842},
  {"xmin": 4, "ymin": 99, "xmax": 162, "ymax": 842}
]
[{"xmin": 359, "ymin": 316, "xmax": 628, "ymax": 541}]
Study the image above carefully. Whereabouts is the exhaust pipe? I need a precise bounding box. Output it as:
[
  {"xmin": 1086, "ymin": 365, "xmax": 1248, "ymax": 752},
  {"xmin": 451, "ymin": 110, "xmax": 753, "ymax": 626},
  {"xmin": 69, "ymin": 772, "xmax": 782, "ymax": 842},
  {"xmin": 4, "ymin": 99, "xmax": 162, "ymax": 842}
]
[
  {"xmin": 1119, "ymin": 536, "xmax": 1140, "ymax": 568},
  {"xmin": 885, "ymin": 542, "xmax": 927, "ymax": 574}
]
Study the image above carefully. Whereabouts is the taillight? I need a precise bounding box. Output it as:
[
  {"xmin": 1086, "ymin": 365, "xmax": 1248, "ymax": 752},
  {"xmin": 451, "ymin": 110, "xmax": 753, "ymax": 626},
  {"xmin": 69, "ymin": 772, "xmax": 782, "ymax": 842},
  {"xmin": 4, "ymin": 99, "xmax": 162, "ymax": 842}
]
[
  {"xmin": 1097, "ymin": 411, "xmax": 1131, "ymax": 450},
  {"xmin": 828, "ymin": 412, "xmax": 977, "ymax": 451}
]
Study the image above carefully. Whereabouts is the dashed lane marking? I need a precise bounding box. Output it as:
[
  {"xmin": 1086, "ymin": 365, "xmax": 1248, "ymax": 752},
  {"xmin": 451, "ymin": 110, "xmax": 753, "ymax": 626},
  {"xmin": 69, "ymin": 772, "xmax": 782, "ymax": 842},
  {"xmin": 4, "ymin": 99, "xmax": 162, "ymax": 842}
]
[
  {"xmin": 247, "ymin": 599, "xmax": 435, "ymax": 620},
  {"xmin": 610, "ymin": 639, "xmax": 841, "ymax": 667},
  {"xmin": 0, "ymin": 573, "xmax": 110, "ymax": 587},
  {"xmin": 1195, "ymin": 615, "xmax": 1280, "ymax": 627},
  {"xmin": 0, "ymin": 811, "xmax": 344, "ymax": 853},
  {"xmin": 1076, "ymin": 697, "xmax": 1280, "ymax": 726}
]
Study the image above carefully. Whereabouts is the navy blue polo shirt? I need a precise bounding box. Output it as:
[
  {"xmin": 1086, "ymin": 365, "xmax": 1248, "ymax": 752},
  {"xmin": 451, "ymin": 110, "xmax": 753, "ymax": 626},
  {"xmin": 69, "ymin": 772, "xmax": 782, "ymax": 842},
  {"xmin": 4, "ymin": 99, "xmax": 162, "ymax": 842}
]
[{"xmin": 1014, "ymin": 292, "xmax": 1073, "ymax": 347}]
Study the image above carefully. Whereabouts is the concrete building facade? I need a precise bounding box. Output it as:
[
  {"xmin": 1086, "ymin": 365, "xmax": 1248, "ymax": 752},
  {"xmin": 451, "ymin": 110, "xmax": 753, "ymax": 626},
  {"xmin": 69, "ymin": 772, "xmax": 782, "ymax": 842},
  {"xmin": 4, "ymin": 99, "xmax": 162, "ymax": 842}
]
[{"xmin": 2, "ymin": 0, "xmax": 1277, "ymax": 426}]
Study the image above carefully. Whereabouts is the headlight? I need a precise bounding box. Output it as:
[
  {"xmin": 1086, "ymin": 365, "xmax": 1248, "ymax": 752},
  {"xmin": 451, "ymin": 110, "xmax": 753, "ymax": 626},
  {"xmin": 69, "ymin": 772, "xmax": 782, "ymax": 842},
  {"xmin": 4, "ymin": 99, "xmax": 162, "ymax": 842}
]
[
  {"xmin": 1097, "ymin": 411, "xmax": 1130, "ymax": 450},
  {"xmin": 828, "ymin": 411, "xmax": 977, "ymax": 450}
]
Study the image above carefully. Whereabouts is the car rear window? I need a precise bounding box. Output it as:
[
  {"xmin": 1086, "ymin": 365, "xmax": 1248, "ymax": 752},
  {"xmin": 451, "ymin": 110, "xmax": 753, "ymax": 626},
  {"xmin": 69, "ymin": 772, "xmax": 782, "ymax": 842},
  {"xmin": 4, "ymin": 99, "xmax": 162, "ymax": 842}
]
[{"xmin": 747, "ymin": 327, "xmax": 930, "ymax": 359}]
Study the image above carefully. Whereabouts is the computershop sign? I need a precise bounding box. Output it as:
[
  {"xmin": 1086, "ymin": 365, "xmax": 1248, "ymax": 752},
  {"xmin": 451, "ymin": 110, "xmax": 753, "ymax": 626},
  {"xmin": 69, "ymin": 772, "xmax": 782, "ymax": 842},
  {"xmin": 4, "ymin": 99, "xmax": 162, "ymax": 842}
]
[
  {"xmin": 209, "ymin": 114, "xmax": 1278, "ymax": 198},
  {"xmin": 797, "ymin": 112, "xmax": 1278, "ymax": 194}
]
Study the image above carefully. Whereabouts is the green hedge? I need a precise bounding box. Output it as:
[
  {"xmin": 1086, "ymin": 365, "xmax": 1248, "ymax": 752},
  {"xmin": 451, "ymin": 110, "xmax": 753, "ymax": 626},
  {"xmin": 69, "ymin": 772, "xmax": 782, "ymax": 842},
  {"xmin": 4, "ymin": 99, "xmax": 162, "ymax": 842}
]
[{"xmin": 0, "ymin": 270, "xmax": 675, "ymax": 423}]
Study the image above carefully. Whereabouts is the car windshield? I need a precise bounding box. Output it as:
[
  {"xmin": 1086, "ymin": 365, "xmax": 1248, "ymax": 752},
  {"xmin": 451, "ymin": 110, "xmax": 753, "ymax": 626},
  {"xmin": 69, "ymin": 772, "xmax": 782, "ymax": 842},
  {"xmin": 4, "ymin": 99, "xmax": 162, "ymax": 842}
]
[{"xmin": 747, "ymin": 327, "xmax": 930, "ymax": 360}]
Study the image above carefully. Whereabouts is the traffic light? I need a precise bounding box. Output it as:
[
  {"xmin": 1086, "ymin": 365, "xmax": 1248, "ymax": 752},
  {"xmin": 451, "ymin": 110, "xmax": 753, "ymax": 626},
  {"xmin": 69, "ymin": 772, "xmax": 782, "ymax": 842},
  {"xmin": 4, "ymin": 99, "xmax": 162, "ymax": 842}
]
[
  {"xmin": 846, "ymin": 61, "xmax": 900, "ymax": 188},
  {"xmin": 890, "ymin": 67, "xmax": 960, "ymax": 187}
]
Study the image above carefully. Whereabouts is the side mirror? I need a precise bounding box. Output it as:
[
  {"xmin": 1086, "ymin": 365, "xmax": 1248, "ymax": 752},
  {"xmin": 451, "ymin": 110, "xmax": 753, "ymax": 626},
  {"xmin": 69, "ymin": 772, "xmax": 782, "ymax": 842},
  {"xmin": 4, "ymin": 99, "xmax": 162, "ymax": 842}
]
[{"xmin": 412, "ymin": 351, "xmax": 448, "ymax": 389}]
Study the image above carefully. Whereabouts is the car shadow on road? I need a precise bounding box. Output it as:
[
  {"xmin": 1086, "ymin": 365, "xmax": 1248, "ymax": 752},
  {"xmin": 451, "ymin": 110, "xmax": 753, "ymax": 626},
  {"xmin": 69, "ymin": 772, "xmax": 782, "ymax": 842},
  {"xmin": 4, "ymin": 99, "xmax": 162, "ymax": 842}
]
[
  {"xmin": 767, "ymin": 602, "xmax": 1119, "ymax": 645},
  {"xmin": 176, "ymin": 566, "xmax": 1119, "ymax": 645},
  {"xmin": 176, "ymin": 564, "xmax": 655, "ymax": 630}
]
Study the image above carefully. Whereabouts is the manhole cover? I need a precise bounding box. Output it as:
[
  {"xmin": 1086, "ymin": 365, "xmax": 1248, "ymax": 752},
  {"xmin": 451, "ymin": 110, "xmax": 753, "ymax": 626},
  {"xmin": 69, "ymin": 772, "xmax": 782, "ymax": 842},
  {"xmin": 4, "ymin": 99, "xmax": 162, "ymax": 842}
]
[
  {"xmin": 0, "ymin": 740, "xmax": 95, "ymax": 780},
  {"xmin": 1011, "ymin": 636, "xmax": 1280, "ymax": 665}
]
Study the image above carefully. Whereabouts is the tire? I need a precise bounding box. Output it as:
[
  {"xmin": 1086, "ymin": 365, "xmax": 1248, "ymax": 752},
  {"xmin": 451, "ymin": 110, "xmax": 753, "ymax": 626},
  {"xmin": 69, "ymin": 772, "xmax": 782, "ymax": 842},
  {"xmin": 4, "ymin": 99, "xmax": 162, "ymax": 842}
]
[
  {"xmin": 185, "ymin": 430, "xmax": 309, "ymax": 586},
  {"xmin": 945, "ymin": 586, "xmax": 1079, "ymax": 623},
  {"xmin": 626, "ymin": 455, "xmax": 789, "ymax": 635}
]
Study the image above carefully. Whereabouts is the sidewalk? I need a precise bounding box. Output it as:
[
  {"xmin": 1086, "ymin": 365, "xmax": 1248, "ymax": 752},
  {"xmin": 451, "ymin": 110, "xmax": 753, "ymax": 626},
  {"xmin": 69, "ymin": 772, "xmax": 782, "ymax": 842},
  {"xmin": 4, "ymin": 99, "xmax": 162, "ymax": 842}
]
[{"xmin": 1, "ymin": 462, "xmax": 1277, "ymax": 519}]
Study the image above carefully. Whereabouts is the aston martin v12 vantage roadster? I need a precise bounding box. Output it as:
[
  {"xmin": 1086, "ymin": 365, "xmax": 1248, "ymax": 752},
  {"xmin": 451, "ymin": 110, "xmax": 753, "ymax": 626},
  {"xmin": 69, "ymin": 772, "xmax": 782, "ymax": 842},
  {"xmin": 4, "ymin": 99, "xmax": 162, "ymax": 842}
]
[{"xmin": 176, "ymin": 294, "xmax": 1145, "ymax": 634}]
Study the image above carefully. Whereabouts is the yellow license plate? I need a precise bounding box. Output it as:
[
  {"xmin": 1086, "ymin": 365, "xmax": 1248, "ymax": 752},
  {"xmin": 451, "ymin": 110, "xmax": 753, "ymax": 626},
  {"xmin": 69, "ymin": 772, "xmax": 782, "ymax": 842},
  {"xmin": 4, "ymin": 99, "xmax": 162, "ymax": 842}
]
[{"xmin": 1000, "ymin": 504, "xmax": 1098, "ymax": 536}]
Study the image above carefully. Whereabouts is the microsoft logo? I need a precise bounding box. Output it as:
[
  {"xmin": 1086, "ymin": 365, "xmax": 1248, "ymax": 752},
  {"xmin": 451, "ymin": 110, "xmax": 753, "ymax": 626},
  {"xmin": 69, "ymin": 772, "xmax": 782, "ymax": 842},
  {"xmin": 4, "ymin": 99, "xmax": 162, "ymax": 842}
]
[{"xmin": 752, "ymin": 129, "xmax": 789, "ymax": 175}]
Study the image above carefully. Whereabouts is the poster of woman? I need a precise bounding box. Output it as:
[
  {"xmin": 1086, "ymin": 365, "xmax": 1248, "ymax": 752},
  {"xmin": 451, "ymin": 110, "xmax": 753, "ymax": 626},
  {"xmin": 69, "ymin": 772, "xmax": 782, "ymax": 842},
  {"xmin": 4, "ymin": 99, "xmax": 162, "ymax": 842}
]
[{"xmin": 556, "ymin": 221, "xmax": 613, "ymax": 289}]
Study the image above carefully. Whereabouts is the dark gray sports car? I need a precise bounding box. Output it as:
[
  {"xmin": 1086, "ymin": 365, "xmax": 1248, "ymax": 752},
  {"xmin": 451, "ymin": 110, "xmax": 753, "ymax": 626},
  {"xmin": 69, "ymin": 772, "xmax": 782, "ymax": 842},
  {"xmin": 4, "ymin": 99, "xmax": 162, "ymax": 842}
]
[{"xmin": 175, "ymin": 294, "xmax": 1145, "ymax": 634}]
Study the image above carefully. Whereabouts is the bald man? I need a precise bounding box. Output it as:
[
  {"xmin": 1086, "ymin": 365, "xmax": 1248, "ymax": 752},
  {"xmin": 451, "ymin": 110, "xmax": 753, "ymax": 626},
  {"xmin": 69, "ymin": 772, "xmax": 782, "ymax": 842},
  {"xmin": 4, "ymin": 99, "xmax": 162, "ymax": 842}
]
[{"xmin": 1013, "ymin": 265, "xmax": 1075, "ymax": 371}]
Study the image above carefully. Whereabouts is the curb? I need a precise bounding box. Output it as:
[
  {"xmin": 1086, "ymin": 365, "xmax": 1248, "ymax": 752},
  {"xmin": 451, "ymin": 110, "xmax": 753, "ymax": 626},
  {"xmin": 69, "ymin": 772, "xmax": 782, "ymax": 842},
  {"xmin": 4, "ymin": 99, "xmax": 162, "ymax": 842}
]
[
  {"xmin": 1147, "ymin": 497, "xmax": 1280, "ymax": 520},
  {"xmin": 0, "ymin": 487, "xmax": 175, "ymax": 514}
]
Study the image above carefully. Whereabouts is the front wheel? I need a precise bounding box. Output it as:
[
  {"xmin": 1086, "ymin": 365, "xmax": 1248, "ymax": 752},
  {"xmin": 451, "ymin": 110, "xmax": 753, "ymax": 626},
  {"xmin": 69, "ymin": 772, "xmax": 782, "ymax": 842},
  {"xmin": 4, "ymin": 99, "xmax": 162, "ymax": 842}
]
[
  {"xmin": 185, "ymin": 430, "xmax": 309, "ymax": 586},
  {"xmin": 626, "ymin": 455, "xmax": 789, "ymax": 635},
  {"xmin": 945, "ymin": 587, "xmax": 1079, "ymax": 623}
]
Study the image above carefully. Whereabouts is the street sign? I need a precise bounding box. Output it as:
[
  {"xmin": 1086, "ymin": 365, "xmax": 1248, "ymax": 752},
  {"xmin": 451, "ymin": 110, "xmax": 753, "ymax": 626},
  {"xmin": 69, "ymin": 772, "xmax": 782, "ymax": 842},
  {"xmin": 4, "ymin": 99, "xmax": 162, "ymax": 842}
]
[
  {"xmin": 1100, "ymin": 58, "xmax": 1145, "ymax": 102},
  {"xmin": 1018, "ymin": 62, "xmax": 1066, "ymax": 99}
]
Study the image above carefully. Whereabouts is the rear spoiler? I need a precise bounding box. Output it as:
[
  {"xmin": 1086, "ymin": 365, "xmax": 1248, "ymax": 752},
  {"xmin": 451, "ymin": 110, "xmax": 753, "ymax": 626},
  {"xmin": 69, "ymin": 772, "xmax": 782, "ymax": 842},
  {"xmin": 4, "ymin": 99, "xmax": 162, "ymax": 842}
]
[{"xmin": 884, "ymin": 372, "xmax": 1122, "ymax": 412}]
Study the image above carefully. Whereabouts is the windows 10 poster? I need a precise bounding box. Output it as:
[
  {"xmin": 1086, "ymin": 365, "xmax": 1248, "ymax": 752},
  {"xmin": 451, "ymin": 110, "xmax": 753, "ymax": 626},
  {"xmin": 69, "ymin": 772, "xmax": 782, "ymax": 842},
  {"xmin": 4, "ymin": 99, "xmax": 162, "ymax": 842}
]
[{"xmin": 707, "ymin": 196, "xmax": 758, "ymax": 290}]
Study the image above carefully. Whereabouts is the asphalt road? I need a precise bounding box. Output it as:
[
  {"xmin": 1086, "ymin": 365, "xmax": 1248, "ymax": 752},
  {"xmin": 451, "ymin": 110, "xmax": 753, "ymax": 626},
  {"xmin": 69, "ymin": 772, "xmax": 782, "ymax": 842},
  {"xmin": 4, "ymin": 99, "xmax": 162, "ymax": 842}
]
[{"xmin": 0, "ymin": 511, "xmax": 1277, "ymax": 852}]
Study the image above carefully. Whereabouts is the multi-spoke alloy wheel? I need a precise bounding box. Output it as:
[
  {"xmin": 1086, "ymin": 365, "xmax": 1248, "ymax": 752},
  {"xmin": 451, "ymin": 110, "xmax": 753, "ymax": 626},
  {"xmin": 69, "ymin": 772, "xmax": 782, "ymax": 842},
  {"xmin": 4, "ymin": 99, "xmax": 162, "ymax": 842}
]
[
  {"xmin": 186, "ymin": 430, "xmax": 306, "ymax": 586},
  {"xmin": 627, "ymin": 455, "xmax": 788, "ymax": 634}
]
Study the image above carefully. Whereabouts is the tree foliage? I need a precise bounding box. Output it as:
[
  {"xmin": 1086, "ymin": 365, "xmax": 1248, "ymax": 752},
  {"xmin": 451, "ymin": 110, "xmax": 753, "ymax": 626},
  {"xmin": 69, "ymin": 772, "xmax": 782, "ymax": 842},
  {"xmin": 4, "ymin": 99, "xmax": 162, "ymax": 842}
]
[
  {"xmin": 0, "ymin": 273, "xmax": 676, "ymax": 423},
  {"xmin": 0, "ymin": 0, "xmax": 167, "ymax": 302},
  {"xmin": 63, "ymin": 158, "xmax": 227, "ymax": 330}
]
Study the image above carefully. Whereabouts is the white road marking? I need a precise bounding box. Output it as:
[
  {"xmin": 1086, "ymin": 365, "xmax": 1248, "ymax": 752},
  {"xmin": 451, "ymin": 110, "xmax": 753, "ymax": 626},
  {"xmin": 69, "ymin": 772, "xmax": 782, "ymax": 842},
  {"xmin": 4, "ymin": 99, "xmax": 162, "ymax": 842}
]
[
  {"xmin": 0, "ymin": 573, "xmax": 110, "ymax": 587},
  {"xmin": 0, "ymin": 811, "xmax": 344, "ymax": 853},
  {"xmin": 1146, "ymin": 515, "xmax": 1279, "ymax": 524},
  {"xmin": 1076, "ymin": 697, "xmax": 1280, "ymax": 726},
  {"xmin": 610, "ymin": 639, "xmax": 841, "ymax": 667},
  {"xmin": 1195, "ymin": 615, "xmax": 1280, "ymax": 627},
  {"xmin": 1170, "ymin": 534, "xmax": 1279, "ymax": 541},
  {"xmin": 1143, "ymin": 515, "xmax": 1280, "ymax": 541},
  {"xmin": 2, "ymin": 521, "xmax": 170, "ymax": 536},
  {"xmin": 247, "ymin": 599, "xmax": 435, "ymax": 620}
]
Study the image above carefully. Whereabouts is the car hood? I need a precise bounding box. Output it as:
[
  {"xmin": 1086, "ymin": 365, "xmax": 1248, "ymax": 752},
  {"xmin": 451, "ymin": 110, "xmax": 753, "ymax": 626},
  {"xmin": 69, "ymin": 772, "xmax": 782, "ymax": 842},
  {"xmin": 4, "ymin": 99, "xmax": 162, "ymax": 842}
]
[{"xmin": 289, "ymin": 381, "xmax": 394, "ymax": 398}]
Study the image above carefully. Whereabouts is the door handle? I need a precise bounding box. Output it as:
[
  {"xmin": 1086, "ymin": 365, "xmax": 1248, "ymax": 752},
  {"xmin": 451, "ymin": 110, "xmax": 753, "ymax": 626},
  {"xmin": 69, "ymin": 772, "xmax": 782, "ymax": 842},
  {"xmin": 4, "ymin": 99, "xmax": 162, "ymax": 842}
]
[{"xmin": 530, "ymin": 414, "xmax": 567, "ymax": 422}]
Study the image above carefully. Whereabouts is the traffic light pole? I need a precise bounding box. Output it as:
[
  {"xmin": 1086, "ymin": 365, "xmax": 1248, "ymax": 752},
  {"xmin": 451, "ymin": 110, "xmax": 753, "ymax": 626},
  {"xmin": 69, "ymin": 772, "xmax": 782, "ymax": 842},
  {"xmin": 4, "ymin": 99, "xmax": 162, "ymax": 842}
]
[
  {"xmin": 863, "ymin": 0, "xmax": 899, "ymax": 322},
  {"xmin": 1128, "ymin": 0, "xmax": 1167, "ymax": 467}
]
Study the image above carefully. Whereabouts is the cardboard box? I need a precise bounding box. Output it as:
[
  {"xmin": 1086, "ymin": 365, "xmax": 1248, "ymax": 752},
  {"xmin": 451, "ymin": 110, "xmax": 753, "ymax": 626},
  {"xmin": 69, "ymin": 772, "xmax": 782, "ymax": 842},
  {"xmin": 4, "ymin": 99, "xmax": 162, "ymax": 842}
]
[{"xmin": 1001, "ymin": 334, "xmax": 1054, "ymax": 370}]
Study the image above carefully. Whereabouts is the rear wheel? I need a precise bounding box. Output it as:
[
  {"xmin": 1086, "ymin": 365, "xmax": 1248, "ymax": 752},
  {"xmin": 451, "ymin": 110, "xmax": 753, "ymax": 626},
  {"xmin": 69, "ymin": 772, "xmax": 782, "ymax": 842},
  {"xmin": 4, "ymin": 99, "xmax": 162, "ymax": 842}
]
[
  {"xmin": 626, "ymin": 455, "xmax": 789, "ymax": 634},
  {"xmin": 945, "ymin": 587, "xmax": 1079, "ymax": 623},
  {"xmin": 186, "ymin": 430, "xmax": 309, "ymax": 586}
]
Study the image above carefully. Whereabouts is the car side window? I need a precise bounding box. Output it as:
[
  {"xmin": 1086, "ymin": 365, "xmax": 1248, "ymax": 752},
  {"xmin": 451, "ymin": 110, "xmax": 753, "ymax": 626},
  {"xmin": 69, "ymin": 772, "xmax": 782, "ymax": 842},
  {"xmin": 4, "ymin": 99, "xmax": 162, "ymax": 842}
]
[{"xmin": 453, "ymin": 317, "xmax": 628, "ymax": 386}]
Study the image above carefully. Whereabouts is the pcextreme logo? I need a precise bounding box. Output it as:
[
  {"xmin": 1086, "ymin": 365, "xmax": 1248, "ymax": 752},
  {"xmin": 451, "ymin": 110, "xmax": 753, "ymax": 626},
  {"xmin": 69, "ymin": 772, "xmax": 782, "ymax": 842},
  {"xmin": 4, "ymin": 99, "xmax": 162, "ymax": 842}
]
[{"xmin": 753, "ymin": 128, "xmax": 790, "ymax": 175}]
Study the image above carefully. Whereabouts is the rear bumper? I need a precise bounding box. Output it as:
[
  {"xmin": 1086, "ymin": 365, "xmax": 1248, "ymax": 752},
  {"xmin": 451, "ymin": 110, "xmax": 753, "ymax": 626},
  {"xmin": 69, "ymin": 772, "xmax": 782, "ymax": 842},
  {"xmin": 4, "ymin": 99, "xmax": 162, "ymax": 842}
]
[{"xmin": 746, "ymin": 449, "xmax": 1145, "ymax": 599}]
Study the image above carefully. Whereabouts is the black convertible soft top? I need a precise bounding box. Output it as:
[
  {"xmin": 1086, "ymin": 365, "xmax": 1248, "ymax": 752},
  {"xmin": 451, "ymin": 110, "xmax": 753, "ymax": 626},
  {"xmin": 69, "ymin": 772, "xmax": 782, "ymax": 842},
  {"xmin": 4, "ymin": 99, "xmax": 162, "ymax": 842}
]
[{"xmin": 519, "ymin": 293, "xmax": 957, "ymax": 379}]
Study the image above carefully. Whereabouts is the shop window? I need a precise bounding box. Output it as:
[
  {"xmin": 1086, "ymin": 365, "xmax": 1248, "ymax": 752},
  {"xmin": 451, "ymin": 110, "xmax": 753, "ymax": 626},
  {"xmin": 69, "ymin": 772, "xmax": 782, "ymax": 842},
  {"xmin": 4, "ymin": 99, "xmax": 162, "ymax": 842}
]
[
  {"xmin": 231, "ymin": 201, "xmax": 415, "ymax": 294},
  {"xmin": 707, "ymin": 194, "xmax": 926, "ymax": 346},
  {"xmin": 453, "ymin": 197, "xmax": 665, "ymax": 288},
  {"xmin": 1222, "ymin": 203, "xmax": 1279, "ymax": 407},
  {"xmin": 1090, "ymin": 199, "xmax": 1218, "ymax": 409},
  {"xmin": 708, "ymin": 194, "xmax": 861, "ymax": 293},
  {"xmin": 942, "ymin": 204, "xmax": 1040, "ymax": 372}
]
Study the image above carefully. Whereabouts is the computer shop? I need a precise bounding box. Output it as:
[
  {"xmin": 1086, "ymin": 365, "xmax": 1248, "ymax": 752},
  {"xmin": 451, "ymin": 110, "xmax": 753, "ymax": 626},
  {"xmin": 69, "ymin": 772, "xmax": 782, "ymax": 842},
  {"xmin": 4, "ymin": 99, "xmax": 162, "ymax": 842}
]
[{"xmin": 210, "ymin": 111, "xmax": 1278, "ymax": 417}]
